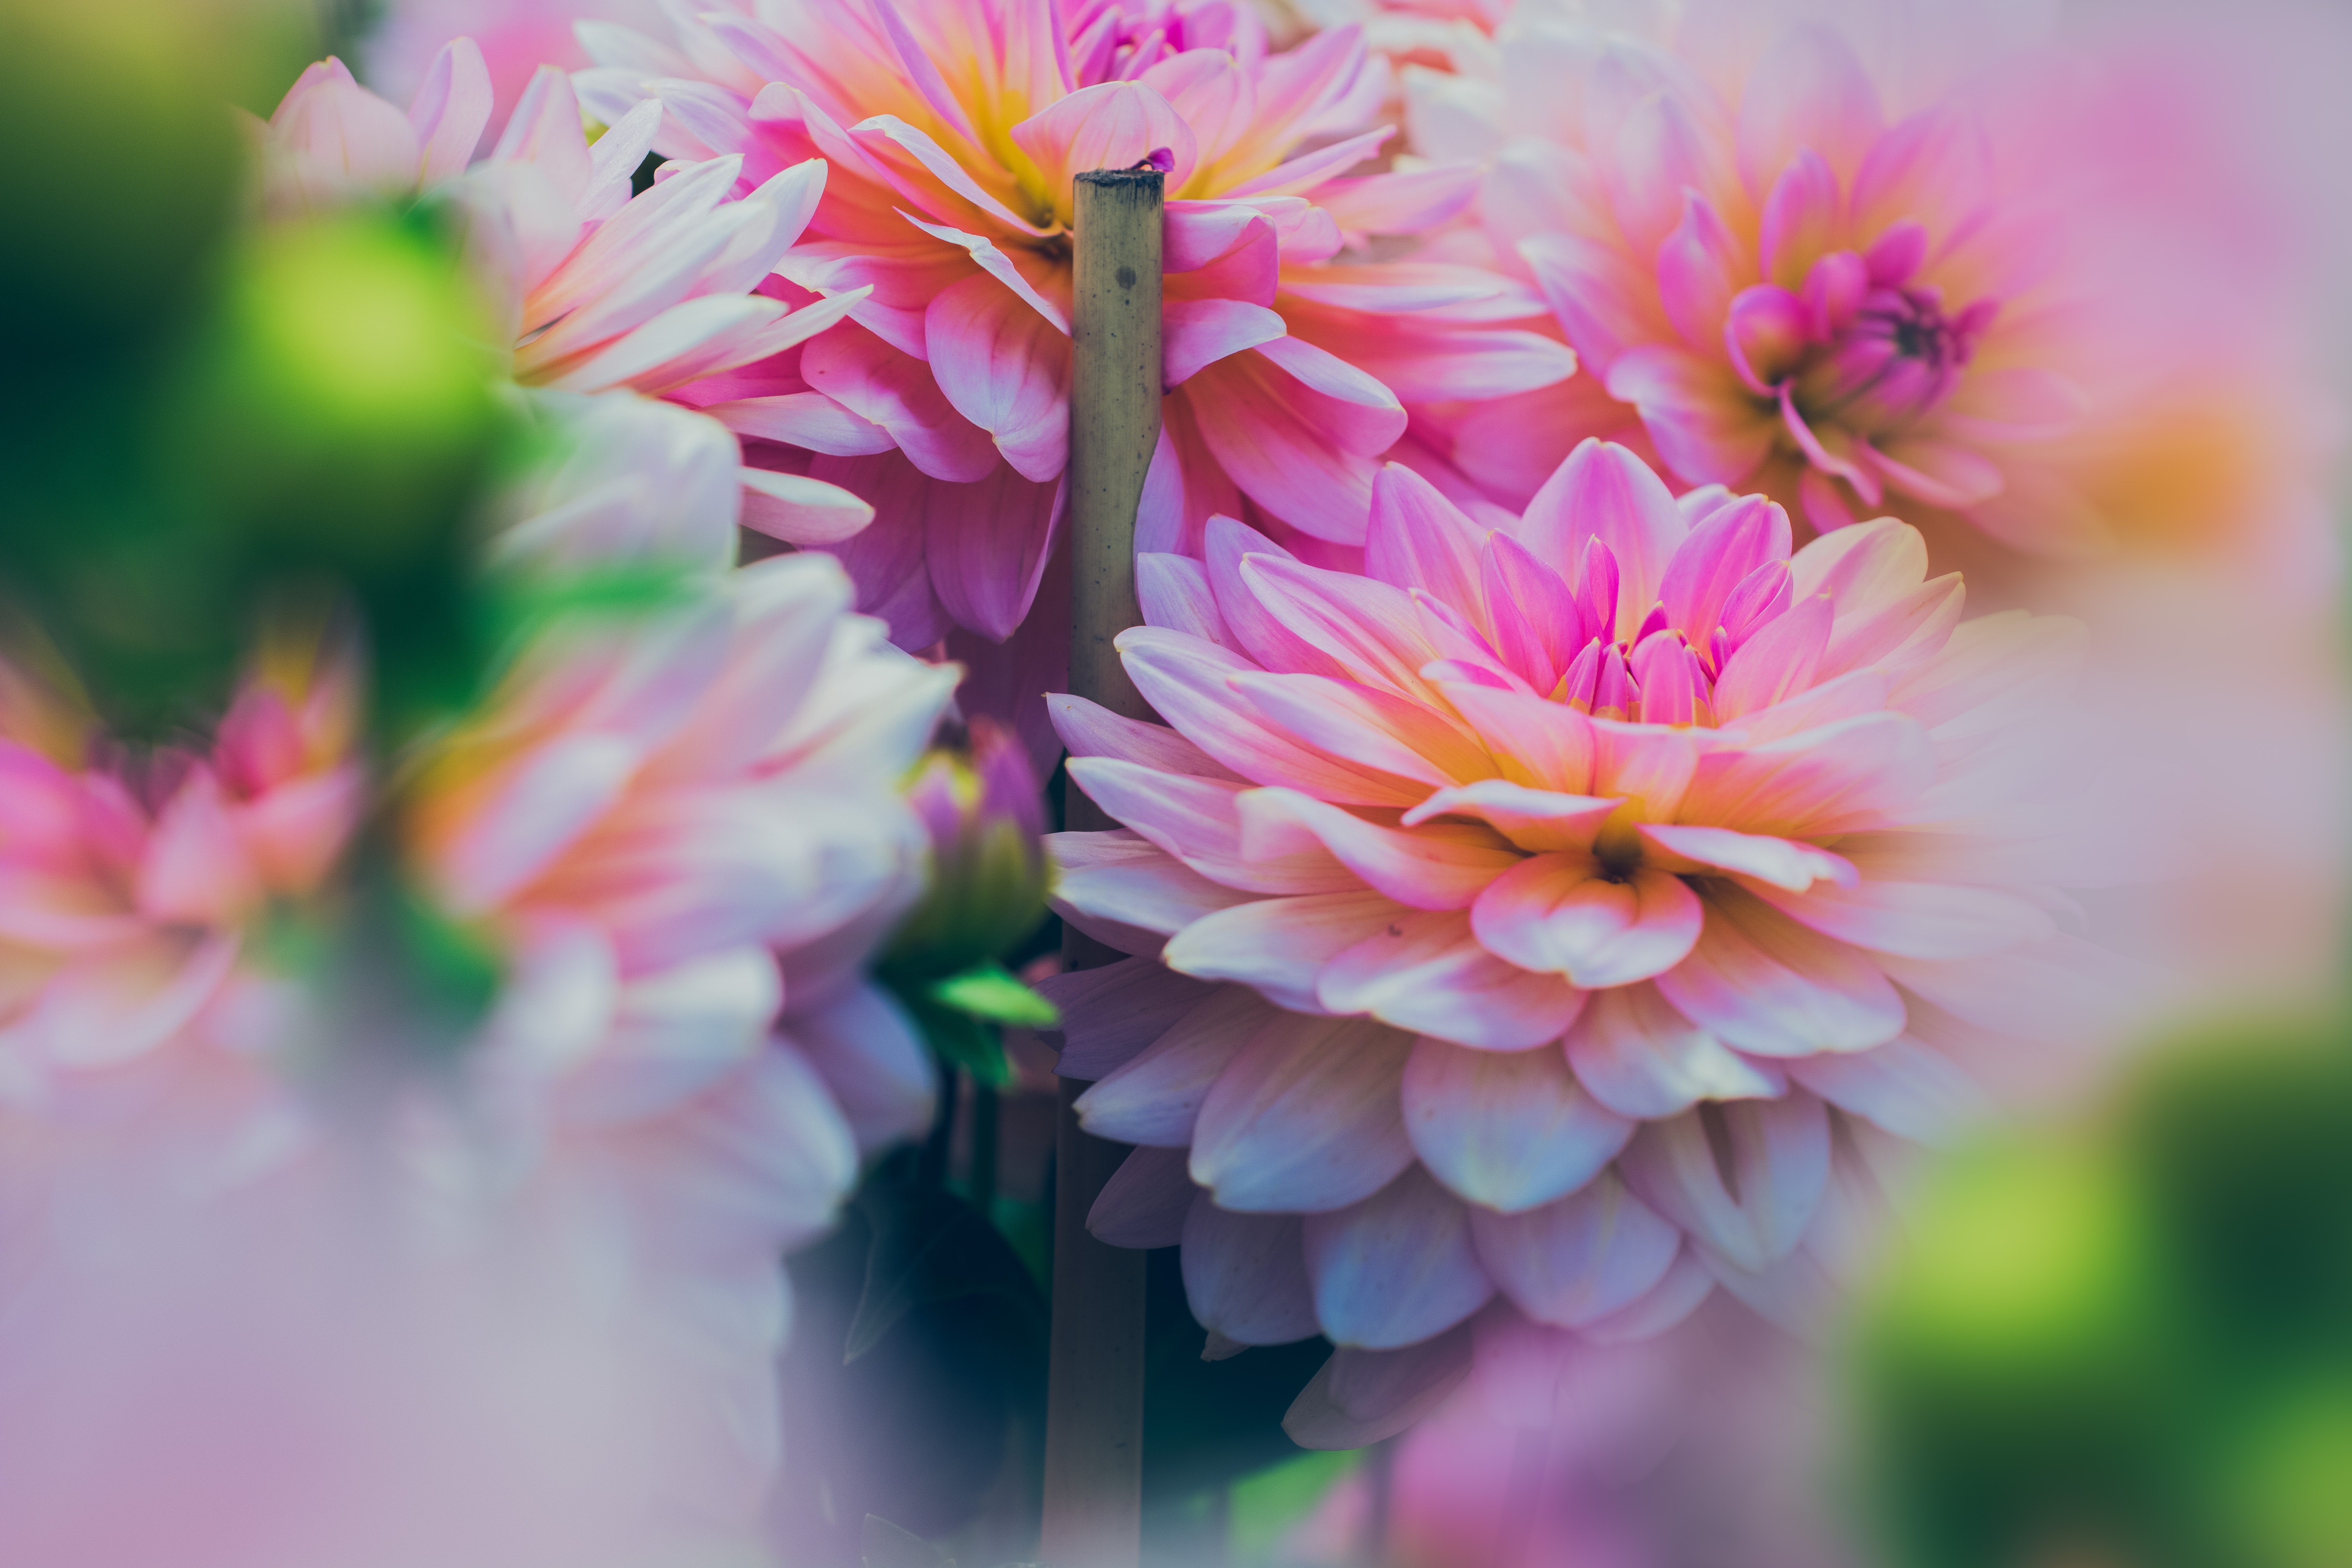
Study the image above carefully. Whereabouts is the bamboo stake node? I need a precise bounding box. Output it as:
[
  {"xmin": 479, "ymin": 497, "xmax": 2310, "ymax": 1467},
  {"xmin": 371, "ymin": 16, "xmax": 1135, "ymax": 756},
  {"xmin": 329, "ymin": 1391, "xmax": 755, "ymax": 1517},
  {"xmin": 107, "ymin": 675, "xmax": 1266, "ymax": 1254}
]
[{"xmin": 1040, "ymin": 165, "xmax": 1162, "ymax": 1568}]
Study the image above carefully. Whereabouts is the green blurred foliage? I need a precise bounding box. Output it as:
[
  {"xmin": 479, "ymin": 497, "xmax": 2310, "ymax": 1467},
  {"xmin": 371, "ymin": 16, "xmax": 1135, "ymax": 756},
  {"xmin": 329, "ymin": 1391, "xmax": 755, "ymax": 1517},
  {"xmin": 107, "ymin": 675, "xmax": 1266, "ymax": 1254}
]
[
  {"xmin": 1862, "ymin": 1017, "xmax": 2352, "ymax": 1568},
  {"xmin": 0, "ymin": 0, "xmax": 511, "ymax": 744}
]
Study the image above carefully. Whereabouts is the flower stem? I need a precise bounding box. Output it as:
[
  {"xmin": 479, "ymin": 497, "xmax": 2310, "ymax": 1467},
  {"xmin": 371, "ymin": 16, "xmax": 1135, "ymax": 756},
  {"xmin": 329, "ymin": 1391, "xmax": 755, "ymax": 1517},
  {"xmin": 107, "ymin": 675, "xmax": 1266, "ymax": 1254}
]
[{"xmin": 1040, "ymin": 165, "xmax": 1163, "ymax": 1568}]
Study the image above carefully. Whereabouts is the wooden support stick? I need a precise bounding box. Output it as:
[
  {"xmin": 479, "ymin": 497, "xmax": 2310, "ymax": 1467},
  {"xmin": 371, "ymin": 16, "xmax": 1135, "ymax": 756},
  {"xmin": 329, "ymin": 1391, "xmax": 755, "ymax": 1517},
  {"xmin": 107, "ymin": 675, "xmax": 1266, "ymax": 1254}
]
[{"xmin": 1040, "ymin": 166, "xmax": 1162, "ymax": 1568}]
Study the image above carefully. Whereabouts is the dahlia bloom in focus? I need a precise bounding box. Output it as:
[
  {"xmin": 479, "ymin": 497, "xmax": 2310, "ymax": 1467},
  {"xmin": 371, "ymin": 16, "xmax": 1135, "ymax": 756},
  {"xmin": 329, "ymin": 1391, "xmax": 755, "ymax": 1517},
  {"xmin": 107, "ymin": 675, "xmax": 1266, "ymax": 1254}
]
[
  {"xmin": 263, "ymin": 47, "xmax": 875, "ymax": 549},
  {"xmin": 1045, "ymin": 439, "xmax": 2118, "ymax": 1435},
  {"xmin": 1403, "ymin": 1, "xmax": 2319, "ymax": 555},
  {"xmin": 579, "ymin": 0, "xmax": 1572, "ymax": 649}
]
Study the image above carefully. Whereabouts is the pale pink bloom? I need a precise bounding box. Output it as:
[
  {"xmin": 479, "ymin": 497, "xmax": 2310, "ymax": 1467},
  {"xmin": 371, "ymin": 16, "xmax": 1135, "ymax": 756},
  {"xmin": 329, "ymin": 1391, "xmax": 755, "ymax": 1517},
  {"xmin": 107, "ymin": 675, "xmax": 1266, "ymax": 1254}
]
[
  {"xmin": 1044, "ymin": 439, "xmax": 2124, "ymax": 1432},
  {"xmin": 576, "ymin": 0, "xmax": 1572, "ymax": 651},
  {"xmin": 401, "ymin": 550, "xmax": 956, "ymax": 1199},
  {"xmin": 262, "ymin": 47, "xmax": 876, "ymax": 551},
  {"xmin": 1399, "ymin": 0, "xmax": 2329, "ymax": 559}
]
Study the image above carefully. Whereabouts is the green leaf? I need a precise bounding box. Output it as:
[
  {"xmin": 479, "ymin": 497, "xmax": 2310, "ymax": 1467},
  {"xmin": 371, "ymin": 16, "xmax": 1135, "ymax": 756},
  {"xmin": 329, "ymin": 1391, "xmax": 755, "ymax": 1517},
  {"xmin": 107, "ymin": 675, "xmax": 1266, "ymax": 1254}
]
[
  {"xmin": 1230, "ymin": 1449, "xmax": 1363, "ymax": 1558},
  {"xmin": 910, "ymin": 998, "xmax": 1012, "ymax": 1086},
  {"xmin": 845, "ymin": 1183, "xmax": 1047, "ymax": 1364},
  {"xmin": 860, "ymin": 1514, "xmax": 950, "ymax": 1568},
  {"xmin": 927, "ymin": 961, "xmax": 1058, "ymax": 1028}
]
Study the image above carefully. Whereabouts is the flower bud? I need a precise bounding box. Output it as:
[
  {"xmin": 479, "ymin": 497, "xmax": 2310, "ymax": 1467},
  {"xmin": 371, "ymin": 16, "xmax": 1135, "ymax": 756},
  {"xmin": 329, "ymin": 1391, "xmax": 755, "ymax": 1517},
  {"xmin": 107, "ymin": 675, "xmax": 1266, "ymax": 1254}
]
[{"xmin": 885, "ymin": 717, "xmax": 1052, "ymax": 983}]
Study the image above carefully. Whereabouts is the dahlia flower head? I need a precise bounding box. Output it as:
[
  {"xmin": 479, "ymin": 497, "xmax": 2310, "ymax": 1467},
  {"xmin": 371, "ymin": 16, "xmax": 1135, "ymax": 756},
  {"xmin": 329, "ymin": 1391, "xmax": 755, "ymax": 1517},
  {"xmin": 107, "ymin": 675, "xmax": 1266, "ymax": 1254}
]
[
  {"xmin": 1400, "ymin": 0, "xmax": 2311, "ymax": 555},
  {"xmin": 0, "ymin": 639, "xmax": 359, "ymax": 1137},
  {"xmin": 576, "ymin": 0, "xmax": 1572, "ymax": 648},
  {"xmin": 1044, "ymin": 439, "xmax": 2114, "ymax": 1437},
  {"xmin": 261, "ymin": 44, "xmax": 875, "ymax": 549}
]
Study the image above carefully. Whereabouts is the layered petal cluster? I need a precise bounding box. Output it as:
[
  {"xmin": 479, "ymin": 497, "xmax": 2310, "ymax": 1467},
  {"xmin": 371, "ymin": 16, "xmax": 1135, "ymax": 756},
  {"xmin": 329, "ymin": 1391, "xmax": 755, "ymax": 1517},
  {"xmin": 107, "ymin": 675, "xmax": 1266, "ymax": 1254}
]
[
  {"xmin": 1044, "ymin": 439, "xmax": 2114, "ymax": 1427},
  {"xmin": 263, "ymin": 46, "xmax": 875, "ymax": 548},
  {"xmin": 577, "ymin": 0, "xmax": 1572, "ymax": 649},
  {"xmin": 402, "ymin": 553, "xmax": 955, "ymax": 1243},
  {"xmin": 1401, "ymin": 3, "xmax": 2324, "ymax": 556}
]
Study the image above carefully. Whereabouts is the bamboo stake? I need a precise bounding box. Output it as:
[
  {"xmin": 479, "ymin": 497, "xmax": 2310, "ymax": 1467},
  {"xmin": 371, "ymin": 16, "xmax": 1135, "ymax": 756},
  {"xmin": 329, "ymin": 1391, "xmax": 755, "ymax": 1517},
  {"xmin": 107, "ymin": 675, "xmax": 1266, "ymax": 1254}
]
[{"xmin": 1041, "ymin": 166, "xmax": 1163, "ymax": 1568}]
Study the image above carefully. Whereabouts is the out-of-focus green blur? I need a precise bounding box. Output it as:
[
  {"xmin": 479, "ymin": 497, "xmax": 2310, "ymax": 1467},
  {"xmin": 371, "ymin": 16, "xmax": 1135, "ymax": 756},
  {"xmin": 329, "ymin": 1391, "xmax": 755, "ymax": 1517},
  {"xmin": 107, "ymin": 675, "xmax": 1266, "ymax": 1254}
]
[
  {"xmin": 1862, "ymin": 1019, "xmax": 2352, "ymax": 1568},
  {"xmin": 0, "ymin": 0, "xmax": 510, "ymax": 743}
]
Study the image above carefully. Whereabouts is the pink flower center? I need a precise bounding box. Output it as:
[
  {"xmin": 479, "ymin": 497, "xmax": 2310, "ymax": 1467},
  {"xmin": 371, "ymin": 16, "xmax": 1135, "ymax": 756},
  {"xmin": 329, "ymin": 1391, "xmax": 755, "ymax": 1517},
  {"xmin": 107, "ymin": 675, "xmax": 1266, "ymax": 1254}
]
[{"xmin": 1803, "ymin": 283, "xmax": 1996, "ymax": 434}]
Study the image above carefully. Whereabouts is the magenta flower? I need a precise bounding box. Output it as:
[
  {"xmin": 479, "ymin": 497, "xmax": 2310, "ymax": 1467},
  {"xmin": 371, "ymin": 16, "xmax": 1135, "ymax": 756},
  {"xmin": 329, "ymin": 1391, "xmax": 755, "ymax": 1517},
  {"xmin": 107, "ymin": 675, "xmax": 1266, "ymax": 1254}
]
[
  {"xmin": 574, "ymin": 0, "xmax": 1572, "ymax": 647},
  {"xmin": 1400, "ymin": 8, "xmax": 2306, "ymax": 553},
  {"xmin": 1043, "ymin": 441, "xmax": 2119, "ymax": 1429}
]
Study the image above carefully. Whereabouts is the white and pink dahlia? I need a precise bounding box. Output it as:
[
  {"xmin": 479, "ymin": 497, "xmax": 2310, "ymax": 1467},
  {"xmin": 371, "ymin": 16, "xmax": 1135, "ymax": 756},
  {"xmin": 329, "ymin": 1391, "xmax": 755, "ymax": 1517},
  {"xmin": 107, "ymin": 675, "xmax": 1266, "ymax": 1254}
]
[
  {"xmin": 263, "ymin": 47, "xmax": 876, "ymax": 549},
  {"xmin": 1044, "ymin": 439, "xmax": 2116, "ymax": 1433},
  {"xmin": 403, "ymin": 551, "xmax": 955, "ymax": 1229},
  {"xmin": 576, "ymin": 0, "xmax": 1571, "ymax": 649}
]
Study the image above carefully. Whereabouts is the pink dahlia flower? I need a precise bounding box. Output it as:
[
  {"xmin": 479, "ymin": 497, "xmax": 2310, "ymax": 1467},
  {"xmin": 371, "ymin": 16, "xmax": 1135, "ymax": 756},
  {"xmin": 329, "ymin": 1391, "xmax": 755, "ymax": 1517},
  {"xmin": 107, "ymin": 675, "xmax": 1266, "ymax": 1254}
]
[
  {"xmin": 403, "ymin": 551, "xmax": 956, "ymax": 1180},
  {"xmin": 1043, "ymin": 439, "xmax": 2123, "ymax": 1430},
  {"xmin": 574, "ymin": 0, "xmax": 1573, "ymax": 652},
  {"xmin": 263, "ymin": 47, "xmax": 876, "ymax": 550},
  {"xmin": 1399, "ymin": 3, "xmax": 2326, "ymax": 557},
  {"xmin": 0, "ymin": 644, "xmax": 359, "ymax": 1120}
]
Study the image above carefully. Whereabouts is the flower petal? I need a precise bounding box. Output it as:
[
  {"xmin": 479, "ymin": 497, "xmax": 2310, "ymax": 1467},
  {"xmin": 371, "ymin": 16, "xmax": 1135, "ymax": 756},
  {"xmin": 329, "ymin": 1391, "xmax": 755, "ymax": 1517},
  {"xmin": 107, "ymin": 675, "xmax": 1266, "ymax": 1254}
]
[
  {"xmin": 1318, "ymin": 908, "xmax": 1587, "ymax": 1050},
  {"xmin": 1036, "ymin": 953, "xmax": 1221, "ymax": 1079},
  {"xmin": 1404, "ymin": 1034, "xmax": 1635, "ymax": 1212},
  {"xmin": 1181, "ymin": 1196, "xmax": 1321, "ymax": 1345},
  {"xmin": 1620, "ymin": 1094, "xmax": 1832, "ymax": 1272},
  {"xmin": 1470, "ymin": 1170, "xmax": 1682, "ymax": 1328},
  {"xmin": 1164, "ymin": 888, "xmax": 1407, "ymax": 1012},
  {"xmin": 1191, "ymin": 1011, "xmax": 1418, "ymax": 1213},
  {"xmin": 1080, "ymin": 983, "xmax": 1283, "ymax": 1147},
  {"xmin": 1303, "ymin": 1166, "xmax": 1495, "ymax": 1349},
  {"xmin": 1235, "ymin": 788, "xmax": 1517, "ymax": 910},
  {"xmin": 1091, "ymin": 1144, "xmax": 1198, "ymax": 1248},
  {"xmin": 1470, "ymin": 855, "xmax": 1704, "ymax": 989},
  {"xmin": 1564, "ymin": 982, "xmax": 1789, "ymax": 1118},
  {"xmin": 1515, "ymin": 439, "xmax": 1687, "ymax": 643},
  {"xmin": 925, "ymin": 273, "xmax": 1071, "ymax": 483},
  {"xmin": 1637, "ymin": 822, "xmax": 1857, "ymax": 893},
  {"xmin": 1653, "ymin": 885, "xmax": 1906, "ymax": 1058}
]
